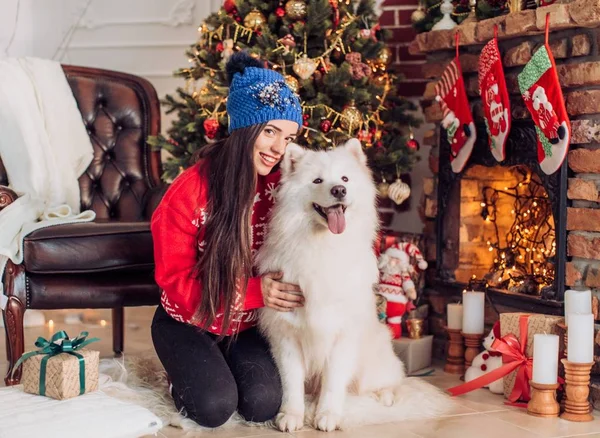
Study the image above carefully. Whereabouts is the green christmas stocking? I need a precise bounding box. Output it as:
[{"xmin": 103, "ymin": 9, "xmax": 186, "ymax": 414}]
[{"xmin": 517, "ymin": 14, "xmax": 570, "ymax": 175}]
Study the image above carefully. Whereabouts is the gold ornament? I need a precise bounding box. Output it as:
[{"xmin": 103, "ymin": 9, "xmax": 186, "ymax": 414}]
[
  {"xmin": 244, "ymin": 9, "xmax": 266, "ymax": 29},
  {"xmin": 377, "ymin": 180, "xmax": 390, "ymax": 198},
  {"xmin": 293, "ymin": 54, "xmax": 317, "ymax": 80},
  {"xmin": 284, "ymin": 74, "xmax": 300, "ymax": 94},
  {"xmin": 340, "ymin": 101, "xmax": 362, "ymax": 132},
  {"xmin": 377, "ymin": 46, "xmax": 393, "ymax": 66},
  {"xmin": 285, "ymin": 0, "xmax": 308, "ymax": 20},
  {"xmin": 411, "ymin": 5, "xmax": 427, "ymax": 24},
  {"xmin": 388, "ymin": 179, "xmax": 411, "ymax": 205}
]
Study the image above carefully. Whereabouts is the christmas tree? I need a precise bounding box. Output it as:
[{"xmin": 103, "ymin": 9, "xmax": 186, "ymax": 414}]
[{"xmin": 150, "ymin": 0, "xmax": 421, "ymax": 184}]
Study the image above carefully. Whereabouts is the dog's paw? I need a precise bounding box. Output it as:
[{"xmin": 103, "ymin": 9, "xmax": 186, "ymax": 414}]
[
  {"xmin": 314, "ymin": 411, "xmax": 342, "ymax": 432},
  {"xmin": 275, "ymin": 411, "xmax": 304, "ymax": 432},
  {"xmin": 373, "ymin": 388, "xmax": 395, "ymax": 407}
]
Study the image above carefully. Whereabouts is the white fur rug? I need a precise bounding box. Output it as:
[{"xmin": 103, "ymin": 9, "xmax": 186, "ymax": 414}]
[{"xmin": 98, "ymin": 355, "xmax": 456, "ymax": 434}]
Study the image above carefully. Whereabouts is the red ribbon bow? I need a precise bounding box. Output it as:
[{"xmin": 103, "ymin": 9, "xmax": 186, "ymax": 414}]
[{"xmin": 448, "ymin": 315, "xmax": 533, "ymax": 403}]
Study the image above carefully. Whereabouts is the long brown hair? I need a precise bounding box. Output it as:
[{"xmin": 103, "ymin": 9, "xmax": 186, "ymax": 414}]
[{"xmin": 192, "ymin": 123, "xmax": 266, "ymax": 335}]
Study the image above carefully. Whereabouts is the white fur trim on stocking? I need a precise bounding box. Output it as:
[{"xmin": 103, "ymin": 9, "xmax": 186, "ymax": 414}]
[
  {"xmin": 539, "ymin": 120, "xmax": 569, "ymax": 175},
  {"xmin": 451, "ymin": 121, "xmax": 476, "ymax": 173}
]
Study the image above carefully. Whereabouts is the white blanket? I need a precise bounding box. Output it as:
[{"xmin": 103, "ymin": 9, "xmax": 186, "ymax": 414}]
[
  {"xmin": 0, "ymin": 57, "xmax": 96, "ymax": 307},
  {"xmin": 0, "ymin": 381, "xmax": 163, "ymax": 438}
]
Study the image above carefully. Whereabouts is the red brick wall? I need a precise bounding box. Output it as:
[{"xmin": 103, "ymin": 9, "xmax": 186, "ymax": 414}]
[{"xmin": 380, "ymin": 0, "xmax": 426, "ymax": 97}]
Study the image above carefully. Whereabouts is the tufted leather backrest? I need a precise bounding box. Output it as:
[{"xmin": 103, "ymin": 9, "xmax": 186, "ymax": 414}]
[{"xmin": 0, "ymin": 65, "xmax": 162, "ymax": 221}]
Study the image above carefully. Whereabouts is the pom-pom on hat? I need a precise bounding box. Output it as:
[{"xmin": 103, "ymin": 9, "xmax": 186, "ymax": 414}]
[{"xmin": 225, "ymin": 51, "xmax": 303, "ymax": 133}]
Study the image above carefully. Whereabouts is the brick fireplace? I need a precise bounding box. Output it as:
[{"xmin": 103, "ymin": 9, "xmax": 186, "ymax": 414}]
[{"xmin": 410, "ymin": 1, "xmax": 600, "ymax": 358}]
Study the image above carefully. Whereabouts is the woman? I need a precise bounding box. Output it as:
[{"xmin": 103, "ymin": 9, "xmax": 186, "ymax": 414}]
[{"xmin": 150, "ymin": 52, "xmax": 304, "ymax": 428}]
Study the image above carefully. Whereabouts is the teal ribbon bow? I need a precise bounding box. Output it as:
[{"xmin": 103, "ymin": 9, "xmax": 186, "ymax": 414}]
[{"xmin": 12, "ymin": 331, "xmax": 99, "ymax": 396}]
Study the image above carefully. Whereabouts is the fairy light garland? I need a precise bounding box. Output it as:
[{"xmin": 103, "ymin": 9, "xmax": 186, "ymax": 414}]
[{"xmin": 479, "ymin": 167, "xmax": 555, "ymax": 295}]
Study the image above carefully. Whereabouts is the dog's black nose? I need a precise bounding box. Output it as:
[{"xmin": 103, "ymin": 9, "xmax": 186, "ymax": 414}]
[{"xmin": 331, "ymin": 185, "xmax": 346, "ymax": 199}]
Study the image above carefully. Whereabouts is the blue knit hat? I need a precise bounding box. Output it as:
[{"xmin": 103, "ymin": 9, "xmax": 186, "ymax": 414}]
[{"xmin": 226, "ymin": 52, "xmax": 303, "ymax": 133}]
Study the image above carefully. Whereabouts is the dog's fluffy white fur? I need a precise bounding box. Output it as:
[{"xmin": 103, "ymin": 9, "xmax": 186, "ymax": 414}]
[
  {"xmin": 257, "ymin": 139, "xmax": 415, "ymax": 432},
  {"xmin": 94, "ymin": 140, "xmax": 453, "ymax": 435}
]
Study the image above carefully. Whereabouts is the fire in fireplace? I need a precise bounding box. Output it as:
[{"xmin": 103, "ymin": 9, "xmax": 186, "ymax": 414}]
[{"xmin": 458, "ymin": 164, "xmax": 555, "ymax": 296}]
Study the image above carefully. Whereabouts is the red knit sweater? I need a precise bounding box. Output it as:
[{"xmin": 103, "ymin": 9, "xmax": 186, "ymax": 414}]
[{"xmin": 151, "ymin": 160, "xmax": 280, "ymax": 335}]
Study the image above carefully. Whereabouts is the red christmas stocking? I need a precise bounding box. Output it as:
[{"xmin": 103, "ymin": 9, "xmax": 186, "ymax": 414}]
[
  {"xmin": 435, "ymin": 33, "xmax": 476, "ymax": 173},
  {"xmin": 518, "ymin": 14, "xmax": 570, "ymax": 175},
  {"xmin": 479, "ymin": 25, "xmax": 511, "ymax": 163}
]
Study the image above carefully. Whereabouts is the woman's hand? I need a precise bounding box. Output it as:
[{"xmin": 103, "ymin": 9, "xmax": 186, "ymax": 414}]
[{"xmin": 261, "ymin": 272, "xmax": 304, "ymax": 312}]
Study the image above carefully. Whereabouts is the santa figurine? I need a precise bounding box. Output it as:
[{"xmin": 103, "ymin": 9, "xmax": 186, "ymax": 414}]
[
  {"xmin": 464, "ymin": 321, "xmax": 504, "ymax": 394},
  {"xmin": 376, "ymin": 242, "xmax": 428, "ymax": 338}
]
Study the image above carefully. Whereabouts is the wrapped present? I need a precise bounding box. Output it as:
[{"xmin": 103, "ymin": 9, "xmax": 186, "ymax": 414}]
[
  {"xmin": 448, "ymin": 313, "xmax": 563, "ymax": 403},
  {"xmin": 14, "ymin": 331, "xmax": 99, "ymax": 400},
  {"xmin": 499, "ymin": 312, "xmax": 563, "ymax": 402}
]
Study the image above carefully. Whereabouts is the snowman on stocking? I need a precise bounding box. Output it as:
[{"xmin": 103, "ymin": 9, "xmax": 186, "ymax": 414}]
[
  {"xmin": 479, "ymin": 26, "xmax": 511, "ymax": 163},
  {"xmin": 376, "ymin": 242, "xmax": 428, "ymax": 338}
]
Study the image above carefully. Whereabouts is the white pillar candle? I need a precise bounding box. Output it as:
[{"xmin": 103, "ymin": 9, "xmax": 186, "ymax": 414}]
[
  {"xmin": 567, "ymin": 313, "xmax": 595, "ymax": 363},
  {"xmin": 564, "ymin": 289, "xmax": 592, "ymax": 326},
  {"xmin": 532, "ymin": 334, "xmax": 559, "ymax": 385},
  {"xmin": 447, "ymin": 303, "xmax": 463, "ymax": 330},
  {"xmin": 462, "ymin": 291, "xmax": 485, "ymax": 334}
]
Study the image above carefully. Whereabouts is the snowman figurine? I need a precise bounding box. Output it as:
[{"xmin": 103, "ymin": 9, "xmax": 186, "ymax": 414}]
[{"xmin": 464, "ymin": 321, "xmax": 504, "ymax": 394}]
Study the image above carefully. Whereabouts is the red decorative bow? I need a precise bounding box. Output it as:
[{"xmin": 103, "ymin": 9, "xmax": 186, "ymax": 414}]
[{"xmin": 448, "ymin": 315, "xmax": 533, "ymax": 403}]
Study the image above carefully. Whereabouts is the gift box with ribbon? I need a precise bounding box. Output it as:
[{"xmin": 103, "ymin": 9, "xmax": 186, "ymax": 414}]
[
  {"xmin": 448, "ymin": 313, "xmax": 563, "ymax": 404},
  {"xmin": 499, "ymin": 312, "xmax": 563, "ymax": 401},
  {"xmin": 13, "ymin": 331, "xmax": 100, "ymax": 400}
]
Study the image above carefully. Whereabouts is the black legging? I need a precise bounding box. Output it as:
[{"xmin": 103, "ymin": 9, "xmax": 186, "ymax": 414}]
[{"xmin": 151, "ymin": 305, "xmax": 282, "ymax": 428}]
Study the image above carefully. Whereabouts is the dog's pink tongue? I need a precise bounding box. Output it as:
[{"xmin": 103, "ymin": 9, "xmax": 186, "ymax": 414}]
[{"xmin": 326, "ymin": 206, "xmax": 346, "ymax": 234}]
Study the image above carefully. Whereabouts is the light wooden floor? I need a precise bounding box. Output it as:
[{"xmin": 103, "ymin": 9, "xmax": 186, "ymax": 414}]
[{"xmin": 2, "ymin": 306, "xmax": 600, "ymax": 438}]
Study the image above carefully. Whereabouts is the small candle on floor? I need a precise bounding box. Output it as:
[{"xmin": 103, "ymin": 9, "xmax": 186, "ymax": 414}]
[
  {"xmin": 564, "ymin": 289, "xmax": 591, "ymax": 325},
  {"xmin": 462, "ymin": 291, "xmax": 485, "ymax": 334},
  {"xmin": 532, "ymin": 334, "xmax": 559, "ymax": 384},
  {"xmin": 567, "ymin": 313, "xmax": 594, "ymax": 363},
  {"xmin": 447, "ymin": 303, "xmax": 463, "ymax": 330}
]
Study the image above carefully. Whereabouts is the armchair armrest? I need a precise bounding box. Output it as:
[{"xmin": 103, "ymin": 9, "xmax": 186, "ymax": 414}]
[
  {"xmin": 0, "ymin": 185, "xmax": 18, "ymax": 212},
  {"xmin": 143, "ymin": 184, "xmax": 169, "ymax": 220}
]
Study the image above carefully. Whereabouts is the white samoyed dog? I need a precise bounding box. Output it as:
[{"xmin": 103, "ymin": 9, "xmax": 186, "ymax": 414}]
[{"xmin": 256, "ymin": 139, "xmax": 411, "ymax": 432}]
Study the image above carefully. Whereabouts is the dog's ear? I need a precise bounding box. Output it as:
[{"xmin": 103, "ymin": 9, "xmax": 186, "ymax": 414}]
[
  {"xmin": 282, "ymin": 142, "xmax": 307, "ymax": 175},
  {"xmin": 344, "ymin": 138, "xmax": 367, "ymax": 165}
]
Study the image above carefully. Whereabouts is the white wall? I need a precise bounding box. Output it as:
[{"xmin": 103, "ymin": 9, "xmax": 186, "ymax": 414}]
[{"xmin": 0, "ymin": 0, "xmax": 220, "ymax": 132}]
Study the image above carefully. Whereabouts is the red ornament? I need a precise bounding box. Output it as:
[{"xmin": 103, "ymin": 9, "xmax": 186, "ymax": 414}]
[
  {"xmin": 320, "ymin": 119, "xmax": 332, "ymax": 133},
  {"xmin": 203, "ymin": 118, "xmax": 220, "ymax": 139},
  {"xmin": 303, "ymin": 121, "xmax": 309, "ymax": 127},
  {"xmin": 276, "ymin": 7, "xmax": 286, "ymax": 17},
  {"xmin": 303, "ymin": 114, "xmax": 309, "ymax": 120},
  {"xmin": 216, "ymin": 42, "xmax": 224, "ymax": 52},
  {"xmin": 406, "ymin": 138, "xmax": 420, "ymax": 151},
  {"xmin": 223, "ymin": 0, "xmax": 237, "ymax": 14}
]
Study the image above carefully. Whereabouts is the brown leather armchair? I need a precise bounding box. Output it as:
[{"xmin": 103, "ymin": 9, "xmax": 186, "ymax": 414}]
[{"xmin": 1, "ymin": 65, "xmax": 166, "ymax": 385}]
